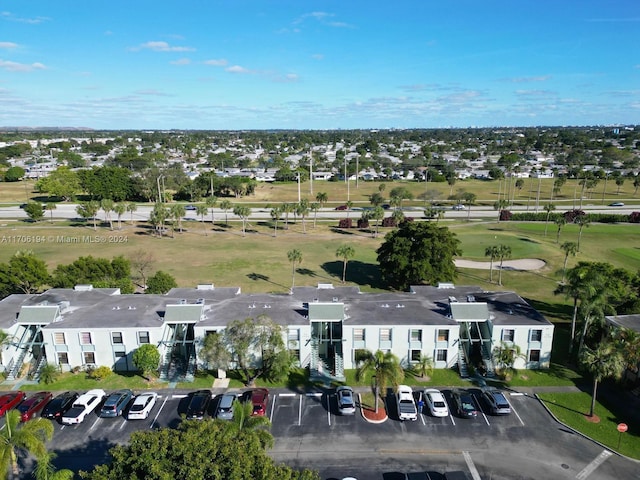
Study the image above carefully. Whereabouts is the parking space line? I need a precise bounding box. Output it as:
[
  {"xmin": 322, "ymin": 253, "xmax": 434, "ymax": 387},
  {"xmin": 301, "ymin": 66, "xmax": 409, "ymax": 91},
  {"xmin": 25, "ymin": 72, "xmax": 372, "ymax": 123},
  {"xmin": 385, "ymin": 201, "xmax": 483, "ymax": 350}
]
[
  {"xmin": 150, "ymin": 395, "xmax": 168, "ymax": 429},
  {"xmin": 171, "ymin": 394, "xmax": 187, "ymax": 399},
  {"xmin": 118, "ymin": 419, "xmax": 127, "ymax": 430},
  {"xmin": 472, "ymin": 394, "xmax": 490, "ymax": 426},
  {"xmin": 269, "ymin": 394, "xmax": 276, "ymax": 423},
  {"xmin": 89, "ymin": 417, "xmax": 101, "ymax": 431},
  {"xmin": 510, "ymin": 400, "xmax": 525, "ymax": 426},
  {"xmin": 298, "ymin": 394, "xmax": 302, "ymax": 426},
  {"xmin": 576, "ymin": 449, "xmax": 612, "ymax": 479},
  {"xmin": 279, "ymin": 393, "xmax": 295, "ymax": 397},
  {"xmin": 462, "ymin": 451, "xmax": 482, "ymax": 480},
  {"xmin": 449, "ymin": 413, "xmax": 456, "ymax": 426}
]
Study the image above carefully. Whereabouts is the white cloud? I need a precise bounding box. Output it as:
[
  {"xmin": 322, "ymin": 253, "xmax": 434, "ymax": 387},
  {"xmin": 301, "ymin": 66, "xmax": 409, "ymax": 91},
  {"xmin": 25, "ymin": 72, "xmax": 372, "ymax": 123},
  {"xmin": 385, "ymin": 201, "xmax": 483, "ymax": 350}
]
[
  {"xmin": 292, "ymin": 11, "xmax": 354, "ymax": 28},
  {"xmin": 0, "ymin": 42, "xmax": 18, "ymax": 49},
  {"xmin": 130, "ymin": 41, "xmax": 195, "ymax": 52},
  {"xmin": 171, "ymin": 58, "xmax": 191, "ymax": 65},
  {"xmin": 0, "ymin": 59, "xmax": 46, "ymax": 72},
  {"xmin": 226, "ymin": 65, "xmax": 253, "ymax": 74},
  {"xmin": 134, "ymin": 89, "xmax": 172, "ymax": 97},
  {"xmin": 312, "ymin": 54, "xmax": 324, "ymax": 60},
  {"xmin": 508, "ymin": 75, "xmax": 552, "ymax": 83},
  {"xmin": 1, "ymin": 11, "xmax": 49, "ymax": 24},
  {"xmin": 203, "ymin": 59, "xmax": 228, "ymax": 66}
]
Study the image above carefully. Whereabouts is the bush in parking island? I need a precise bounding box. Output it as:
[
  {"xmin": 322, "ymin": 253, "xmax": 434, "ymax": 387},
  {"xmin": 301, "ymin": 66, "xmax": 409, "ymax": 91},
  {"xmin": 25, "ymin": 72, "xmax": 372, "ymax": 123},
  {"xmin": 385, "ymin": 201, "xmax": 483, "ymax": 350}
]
[{"xmin": 87, "ymin": 366, "xmax": 113, "ymax": 381}]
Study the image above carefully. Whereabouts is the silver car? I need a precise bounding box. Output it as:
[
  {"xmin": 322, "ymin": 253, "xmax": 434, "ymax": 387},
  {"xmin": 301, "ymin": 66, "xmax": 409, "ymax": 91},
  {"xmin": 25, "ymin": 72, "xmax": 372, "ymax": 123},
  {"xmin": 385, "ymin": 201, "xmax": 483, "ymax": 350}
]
[
  {"xmin": 336, "ymin": 386, "xmax": 356, "ymax": 415},
  {"xmin": 216, "ymin": 393, "xmax": 236, "ymax": 420},
  {"xmin": 481, "ymin": 388, "xmax": 511, "ymax": 415}
]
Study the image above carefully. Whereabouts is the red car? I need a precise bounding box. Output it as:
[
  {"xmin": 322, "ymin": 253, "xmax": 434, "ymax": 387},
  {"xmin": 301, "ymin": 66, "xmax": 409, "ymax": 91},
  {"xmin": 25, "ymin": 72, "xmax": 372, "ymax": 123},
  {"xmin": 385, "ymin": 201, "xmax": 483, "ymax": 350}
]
[
  {"xmin": 16, "ymin": 391, "xmax": 53, "ymax": 422},
  {"xmin": 0, "ymin": 391, "xmax": 26, "ymax": 416},
  {"xmin": 249, "ymin": 388, "xmax": 269, "ymax": 416}
]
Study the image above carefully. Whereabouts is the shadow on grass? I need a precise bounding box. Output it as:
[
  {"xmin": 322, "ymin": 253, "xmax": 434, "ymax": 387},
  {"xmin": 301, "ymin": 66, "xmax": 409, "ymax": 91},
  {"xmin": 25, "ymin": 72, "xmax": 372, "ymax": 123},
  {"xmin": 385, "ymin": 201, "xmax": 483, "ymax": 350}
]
[
  {"xmin": 321, "ymin": 260, "xmax": 386, "ymax": 290},
  {"xmin": 539, "ymin": 397, "xmax": 587, "ymax": 416},
  {"xmin": 525, "ymin": 298, "xmax": 573, "ymax": 322}
]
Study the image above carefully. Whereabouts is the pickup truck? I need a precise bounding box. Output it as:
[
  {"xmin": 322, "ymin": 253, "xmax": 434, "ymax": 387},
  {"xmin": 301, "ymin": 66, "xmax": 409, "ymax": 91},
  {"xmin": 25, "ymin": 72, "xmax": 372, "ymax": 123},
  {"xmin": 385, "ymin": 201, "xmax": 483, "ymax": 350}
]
[
  {"xmin": 61, "ymin": 389, "xmax": 105, "ymax": 425},
  {"xmin": 396, "ymin": 385, "xmax": 418, "ymax": 421}
]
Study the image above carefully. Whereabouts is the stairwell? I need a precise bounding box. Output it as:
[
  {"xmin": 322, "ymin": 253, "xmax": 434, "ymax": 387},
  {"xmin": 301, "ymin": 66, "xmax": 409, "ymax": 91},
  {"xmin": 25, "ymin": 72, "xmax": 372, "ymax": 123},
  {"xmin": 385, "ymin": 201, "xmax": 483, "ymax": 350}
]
[{"xmin": 457, "ymin": 343, "xmax": 469, "ymax": 378}]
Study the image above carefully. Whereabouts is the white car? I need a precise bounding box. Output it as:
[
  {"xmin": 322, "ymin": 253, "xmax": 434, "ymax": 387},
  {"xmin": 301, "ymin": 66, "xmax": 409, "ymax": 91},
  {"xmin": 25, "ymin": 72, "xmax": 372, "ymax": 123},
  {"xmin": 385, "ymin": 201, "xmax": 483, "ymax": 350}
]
[
  {"xmin": 127, "ymin": 392, "xmax": 158, "ymax": 420},
  {"xmin": 61, "ymin": 389, "xmax": 106, "ymax": 425},
  {"xmin": 423, "ymin": 388, "xmax": 449, "ymax": 417},
  {"xmin": 396, "ymin": 385, "xmax": 417, "ymax": 421}
]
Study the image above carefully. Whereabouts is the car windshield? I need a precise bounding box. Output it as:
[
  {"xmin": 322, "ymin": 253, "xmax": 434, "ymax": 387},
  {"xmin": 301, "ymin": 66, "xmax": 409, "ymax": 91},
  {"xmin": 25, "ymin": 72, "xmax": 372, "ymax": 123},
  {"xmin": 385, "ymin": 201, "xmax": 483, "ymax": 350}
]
[{"xmin": 130, "ymin": 404, "xmax": 144, "ymax": 412}]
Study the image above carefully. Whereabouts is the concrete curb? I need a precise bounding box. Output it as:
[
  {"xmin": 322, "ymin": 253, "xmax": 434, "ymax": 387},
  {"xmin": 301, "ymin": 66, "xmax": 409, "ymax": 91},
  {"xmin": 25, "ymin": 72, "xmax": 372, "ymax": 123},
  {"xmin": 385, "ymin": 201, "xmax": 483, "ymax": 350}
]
[{"xmin": 357, "ymin": 393, "xmax": 387, "ymax": 424}]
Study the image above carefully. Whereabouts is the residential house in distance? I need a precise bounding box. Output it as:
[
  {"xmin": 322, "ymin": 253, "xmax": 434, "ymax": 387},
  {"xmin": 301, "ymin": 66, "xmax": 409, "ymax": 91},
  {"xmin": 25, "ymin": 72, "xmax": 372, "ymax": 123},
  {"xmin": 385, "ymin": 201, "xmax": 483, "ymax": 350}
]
[
  {"xmin": 0, "ymin": 283, "xmax": 553, "ymax": 383},
  {"xmin": 605, "ymin": 314, "xmax": 640, "ymax": 386}
]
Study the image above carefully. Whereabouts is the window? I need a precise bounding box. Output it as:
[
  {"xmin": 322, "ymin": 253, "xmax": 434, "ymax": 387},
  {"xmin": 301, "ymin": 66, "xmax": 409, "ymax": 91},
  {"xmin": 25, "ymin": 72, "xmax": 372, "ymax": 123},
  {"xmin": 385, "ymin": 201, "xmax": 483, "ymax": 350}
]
[
  {"xmin": 57, "ymin": 352, "xmax": 69, "ymax": 365},
  {"xmin": 353, "ymin": 328, "xmax": 365, "ymax": 342},
  {"xmin": 114, "ymin": 350, "xmax": 126, "ymax": 359},
  {"xmin": 54, "ymin": 332, "xmax": 66, "ymax": 345},
  {"xmin": 410, "ymin": 329, "xmax": 422, "ymax": 342},
  {"xmin": 437, "ymin": 329, "xmax": 449, "ymax": 342},
  {"xmin": 502, "ymin": 329, "xmax": 515, "ymax": 342},
  {"xmin": 288, "ymin": 328, "xmax": 299, "ymax": 341},
  {"xmin": 410, "ymin": 350, "xmax": 422, "ymax": 362},
  {"xmin": 530, "ymin": 329, "xmax": 542, "ymax": 342},
  {"xmin": 80, "ymin": 332, "xmax": 92, "ymax": 345},
  {"xmin": 529, "ymin": 350, "xmax": 540, "ymax": 362},
  {"xmin": 138, "ymin": 331, "xmax": 150, "ymax": 344},
  {"xmin": 436, "ymin": 349, "xmax": 448, "ymax": 362},
  {"xmin": 379, "ymin": 329, "xmax": 392, "ymax": 342},
  {"xmin": 83, "ymin": 352, "xmax": 95, "ymax": 364},
  {"xmin": 111, "ymin": 332, "xmax": 123, "ymax": 344}
]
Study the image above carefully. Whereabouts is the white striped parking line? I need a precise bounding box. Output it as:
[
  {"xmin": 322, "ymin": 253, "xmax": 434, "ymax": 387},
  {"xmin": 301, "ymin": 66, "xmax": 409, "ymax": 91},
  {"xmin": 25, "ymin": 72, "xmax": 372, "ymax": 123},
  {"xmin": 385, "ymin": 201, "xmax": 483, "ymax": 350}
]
[
  {"xmin": 462, "ymin": 451, "xmax": 482, "ymax": 480},
  {"xmin": 269, "ymin": 394, "xmax": 276, "ymax": 423},
  {"xmin": 508, "ymin": 395, "xmax": 525, "ymax": 426},
  {"xmin": 575, "ymin": 450, "xmax": 612, "ymax": 479},
  {"xmin": 150, "ymin": 395, "xmax": 168, "ymax": 429},
  {"xmin": 89, "ymin": 416, "xmax": 101, "ymax": 431},
  {"xmin": 472, "ymin": 394, "xmax": 490, "ymax": 426},
  {"xmin": 305, "ymin": 392, "xmax": 325, "ymax": 425}
]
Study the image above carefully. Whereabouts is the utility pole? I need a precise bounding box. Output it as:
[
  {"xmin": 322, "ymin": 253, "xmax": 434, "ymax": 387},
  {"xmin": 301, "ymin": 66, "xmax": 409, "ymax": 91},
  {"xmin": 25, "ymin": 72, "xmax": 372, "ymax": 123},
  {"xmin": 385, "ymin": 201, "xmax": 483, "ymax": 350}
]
[
  {"xmin": 297, "ymin": 173, "xmax": 301, "ymax": 203},
  {"xmin": 309, "ymin": 149, "xmax": 313, "ymax": 196}
]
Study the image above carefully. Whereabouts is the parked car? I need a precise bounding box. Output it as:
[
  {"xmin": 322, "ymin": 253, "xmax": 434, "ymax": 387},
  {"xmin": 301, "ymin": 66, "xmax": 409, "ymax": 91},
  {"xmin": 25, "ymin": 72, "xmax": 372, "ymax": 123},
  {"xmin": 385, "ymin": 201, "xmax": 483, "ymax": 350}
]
[
  {"xmin": 0, "ymin": 391, "xmax": 26, "ymax": 416},
  {"xmin": 41, "ymin": 391, "xmax": 79, "ymax": 420},
  {"xmin": 186, "ymin": 390, "xmax": 211, "ymax": 420},
  {"xmin": 100, "ymin": 389, "xmax": 134, "ymax": 418},
  {"xmin": 423, "ymin": 388, "xmax": 449, "ymax": 417},
  {"xmin": 336, "ymin": 386, "xmax": 356, "ymax": 415},
  {"xmin": 16, "ymin": 391, "xmax": 53, "ymax": 422},
  {"xmin": 215, "ymin": 393, "xmax": 237, "ymax": 420},
  {"xmin": 451, "ymin": 390, "xmax": 478, "ymax": 418},
  {"xmin": 127, "ymin": 392, "xmax": 158, "ymax": 420},
  {"xmin": 61, "ymin": 389, "xmax": 106, "ymax": 425},
  {"xmin": 396, "ymin": 385, "xmax": 418, "ymax": 421},
  {"xmin": 247, "ymin": 388, "xmax": 269, "ymax": 416},
  {"xmin": 481, "ymin": 388, "xmax": 511, "ymax": 415},
  {"xmin": 335, "ymin": 205, "xmax": 348, "ymax": 210}
]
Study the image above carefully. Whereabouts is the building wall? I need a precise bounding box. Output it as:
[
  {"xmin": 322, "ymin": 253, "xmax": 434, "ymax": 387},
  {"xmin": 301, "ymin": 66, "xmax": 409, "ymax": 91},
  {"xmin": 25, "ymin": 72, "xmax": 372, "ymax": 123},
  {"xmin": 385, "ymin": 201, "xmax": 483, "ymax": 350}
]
[{"xmin": 492, "ymin": 324, "xmax": 553, "ymax": 369}]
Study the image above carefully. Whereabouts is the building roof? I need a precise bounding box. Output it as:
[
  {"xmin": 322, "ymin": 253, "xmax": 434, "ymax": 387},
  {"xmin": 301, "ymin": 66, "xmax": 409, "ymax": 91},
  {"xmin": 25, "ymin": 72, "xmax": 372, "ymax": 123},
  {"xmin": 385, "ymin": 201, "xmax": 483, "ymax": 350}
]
[{"xmin": 605, "ymin": 314, "xmax": 640, "ymax": 332}]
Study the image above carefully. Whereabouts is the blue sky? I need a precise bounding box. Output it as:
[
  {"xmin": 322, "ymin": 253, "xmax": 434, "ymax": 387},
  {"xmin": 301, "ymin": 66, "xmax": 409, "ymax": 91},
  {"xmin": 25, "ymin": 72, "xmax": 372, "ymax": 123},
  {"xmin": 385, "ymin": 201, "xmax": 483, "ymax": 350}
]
[{"xmin": 1, "ymin": 1, "xmax": 639, "ymax": 130}]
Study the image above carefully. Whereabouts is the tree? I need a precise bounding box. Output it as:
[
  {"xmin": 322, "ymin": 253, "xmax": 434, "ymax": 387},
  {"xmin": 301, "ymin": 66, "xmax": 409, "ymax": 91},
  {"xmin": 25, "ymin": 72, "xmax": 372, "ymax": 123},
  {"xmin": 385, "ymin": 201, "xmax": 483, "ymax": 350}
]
[
  {"xmin": 310, "ymin": 202, "xmax": 320, "ymax": 228},
  {"xmin": 281, "ymin": 202, "xmax": 293, "ymax": 229},
  {"xmin": 44, "ymin": 203, "xmax": 56, "ymax": 224},
  {"xmin": 355, "ymin": 350, "xmax": 404, "ymax": 413},
  {"xmin": 33, "ymin": 451, "xmax": 74, "ymax": 480},
  {"xmin": 270, "ymin": 206, "xmax": 282, "ymax": 237},
  {"xmin": 149, "ymin": 202, "xmax": 168, "ymax": 236},
  {"xmin": 543, "ymin": 203, "xmax": 556, "ymax": 236},
  {"xmin": 0, "ymin": 251, "xmax": 50, "ymax": 296},
  {"xmin": 496, "ymin": 244, "xmax": 512, "ymax": 286},
  {"xmin": 369, "ymin": 192, "xmax": 385, "ymax": 207},
  {"xmin": 579, "ymin": 340, "xmax": 625, "ymax": 417},
  {"xmin": 233, "ymin": 205, "xmax": 251, "ymax": 237},
  {"xmin": 113, "ymin": 203, "xmax": 126, "ymax": 230},
  {"xmin": 484, "ymin": 245, "xmax": 500, "ymax": 283},
  {"xmin": 130, "ymin": 250, "xmax": 154, "ymax": 291},
  {"xmin": 315, "ymin": 191, "xmax": 328, "ymax": 208},
  {"xmin": 3, "ymin": 166, "xmax": 25, "ymax": 182},
  {"xmin": 195, "ymin": 204, "xmax": 208, "ymax": 235},
  {"xmin": 575, "ymin": 214, "xmax": 590, "ymax": 252},
  {"xmin": 461, "ymin": 192, "xmax": 476, "ymax": 221},
  {"xmin": 23, "ymin": 202, "xmax": 44, "ymax": 222},
  {"xmin": 376, "ymin": 222, "xmax": 461, "ymax": 291},
  {"xmin": 336, "ymin": 244, "xmax": 355, "ymax": 283},
  {"xmin": 100, "ymin": 199, "xmax": 114, "ymax": 230},
  {"xmin": 50, "ymin": 255, "xmax": 133, "ymax": 293},
  {"xmin": 0, "ymin": 410, "xmax": 54, "ymax": 479},
  {"xmin": 413, "ymin": 354, "xmax": 434, "ymax": 379},
  {"xmin": 35, "ymin": 167, "xmax": 79, "ymax": 201},
  {"xmin": 200, "ymin": 316, "xmax": 292, "ymax": 386},
  {"xmin": 493, "ymin": 199, "xmax": 509, "ymax": 221},
  {"xmin": 229, "ymin": 399, "xmax": 273, "ymax": 448},
  {"xmin": 219, "ymin": 199, "xmax": 232, "ymax": 226},
  {"xmin": 169, "ymin": 203, "xmax": 186, "ymax": 235},
  {"xmin": 370, "ymin": 205, "xmax": 385, "ymax": 237},
  {"xmin": 37, "ymin": 363, "xmax": 60, "ymax": 385},
  {"xmin": 145, "ymin": 270, "xmax": 177, "ymax": 294},
  {"xmin": 554, "ymin": 216, "xmax": 566, "ymax": 243},
  {"xmin": 296, "ymin": 199, "xmax": 310, "ymax": 233},
  {"xmin": 79, "ymin": 420, "xmax": 319, "ymax": 480},
  {"xmin": 560, "ymin": 241, "xmax": 578, "ymax": 283},
  {"xmin": 492, "ymin": 341, "xmax": 524, "ymax": 379},
  {"xmin": 287, "ymin": 249, "xmax": 302, "ymax": 290},
  {"xmin": 126, "ymin": 202, "xmax": 137, "ymax": 225},
  {"xmin": 205, "ymin": 195, "xmax": 217, "ymax": 225},
  {"xmin": 132, "ymin": 344, "xmax": 161, "ymax": 379},
  {"xmin": 76, "ymin": 201, "xmax": 100, "ymax": 231}
]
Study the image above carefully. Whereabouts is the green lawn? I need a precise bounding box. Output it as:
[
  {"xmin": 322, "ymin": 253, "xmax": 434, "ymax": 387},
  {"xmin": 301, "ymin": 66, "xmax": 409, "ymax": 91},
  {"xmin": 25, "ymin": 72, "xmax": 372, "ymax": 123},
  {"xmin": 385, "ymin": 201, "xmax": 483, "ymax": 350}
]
[
  {"xmin": 19, "ymin": 371, "xmax": 166, "ymax": 392},
  {"xmin": 538, "ymin": 391, "xmax": 640, "ymax": 459}
]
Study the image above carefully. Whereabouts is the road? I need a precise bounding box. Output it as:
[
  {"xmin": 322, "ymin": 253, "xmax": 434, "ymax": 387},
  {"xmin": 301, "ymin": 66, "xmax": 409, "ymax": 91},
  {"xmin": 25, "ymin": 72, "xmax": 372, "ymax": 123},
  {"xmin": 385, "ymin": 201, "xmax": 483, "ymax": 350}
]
[{"xmin": 7, "ymin": 386, "xmax": 638, "ymax": 480}]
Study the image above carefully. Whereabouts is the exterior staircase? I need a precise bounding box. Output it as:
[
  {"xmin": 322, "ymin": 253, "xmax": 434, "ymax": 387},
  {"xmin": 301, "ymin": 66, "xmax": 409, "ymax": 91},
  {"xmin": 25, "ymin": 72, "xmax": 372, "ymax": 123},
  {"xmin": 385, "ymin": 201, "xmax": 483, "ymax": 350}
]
[{"xmin": 457, "ymin": 343, "xmax": 469, "ymax": 378}]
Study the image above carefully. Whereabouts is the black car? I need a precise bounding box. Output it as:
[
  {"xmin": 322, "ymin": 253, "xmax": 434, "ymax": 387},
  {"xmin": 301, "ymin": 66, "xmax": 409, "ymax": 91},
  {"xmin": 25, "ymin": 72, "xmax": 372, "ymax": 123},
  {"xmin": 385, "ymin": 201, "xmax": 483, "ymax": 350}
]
[
  {"xmin": 186, "ymin": 390, "xmax": 211, "ymax": 420},
  {"xmin": 41, "ymin": 391, "xmax": 79, "ymax": 420},
  {"xmin": 451, "ymin": 390, "xmax": 478, "ymax": 418}
]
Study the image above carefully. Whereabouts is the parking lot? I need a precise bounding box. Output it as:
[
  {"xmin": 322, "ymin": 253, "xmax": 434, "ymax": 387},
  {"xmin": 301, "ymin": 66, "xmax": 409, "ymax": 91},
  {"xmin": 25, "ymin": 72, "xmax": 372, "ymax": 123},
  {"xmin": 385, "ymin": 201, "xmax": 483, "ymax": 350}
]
[{"xmin": 3, "ymin": 386, "xmax": 636, "ymax": 479}]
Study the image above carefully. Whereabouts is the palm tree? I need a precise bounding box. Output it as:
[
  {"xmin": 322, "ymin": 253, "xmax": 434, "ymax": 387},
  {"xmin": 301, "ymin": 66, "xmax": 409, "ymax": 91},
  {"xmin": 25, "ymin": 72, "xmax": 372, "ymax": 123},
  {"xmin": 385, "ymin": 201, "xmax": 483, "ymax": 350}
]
[
  {"xmin": 310, "ymin": 202, "xmax": 320, "ymax": 228},
  {"xmin": 613, "ymin": 327, "xmax": 640, "ymax": 376},
  {"xmin": 113, "ymin": 203, "xmax": 126, "ymax": 230},
  {"xmin": 44, "ymin": 203, "xmax": 56, "ymax": 224},
  {"xmin": 100, "ymin": 199, "xmax": 114, "ymax": 230},
  {"xmin": 205, "ymin": 195, "xmax": 217, "ymax": 225},
  {"xmin": 315, "ymin": 192, "xmax": 328, "ymax": 209},
  {"xmin": 335, "ymin": 244, "xmax": 355, "ymax": 283},
  {"xmin": 370, "ymin": 206, "xmax": 385, "ymax": 237},
  {"xmin": 493, "ymin": 199, "xmax": 509, "ymax": 221},
  {"xmin": 126, "ymin": 202, "xmax": 137, "ymax": 225},
  {"xmin": 296, "ymin": 199, "xmax": 310, "ymax": 233},
  {"xmin": 219, "ymin": 199, "xmax": 232, "ymax": 226},
  {"xmin": 492, "ymin": 341, "xmax": 524, "ymax": 379},
  {"xmin": 287, "ymin": 249, "xmax": 302, "ymax": 290},
  {"xmin": 281, "ymin": 202, "xmax": 293, "ymax": 229},
  {"xmin": 0, "ymin": 410, "xmax": 54, "ymax": 478},
  {"xmin": 33, "ymin": 452, "xmax": 74, "ymax": 480},
  {"xmin": 195, "ymin": 204, "xmax": 208, "ymax": 236},
  {"xmin": 355, "ymin": 350, "xmax": 404, "ymax": 413},
  {"xmin": 345, "ymin": 200, "xmax": 354, "ymax": 219},
  {"xmin": 369, "ymin": 192, "xmax": 384, "ymax": 207},
  {"xmin": 77, "ymin": 201, "xmax": 100, "ymax": 231},
  {"xmin": 413, "ymin": 354, "xmax": 434, "ymax": 380},
  {"xmin": 555, "ymin": 216, "xmax": 566, "ymax": 244},
  {"xmin": 580, "ymin": 340, "xmax": 625, "ymax": 417},
  {"xmin": 169, "ymin": 204, "xmax": 186, "ymax": 235},
  {"xmin": 233, "ymin": 205, "xmax": 251, "ymax": 237},
  {"xmin": 484, "ymin": 245, "xmax": 500, "ymax": 283},
  {"xmin": 149, "ymin": 202, "xmax": 168, "ymax": 237},
  {"xmin": 560, "ymin": 241, "xmax": 578, "ymax": 283},
  {"xmin": 543, "ymin": 203, "xmax": 555, "ymax": 236},
  {"xmin": 270, "ymin": 206, "xmax": 282, "ymax": 237},
  {"xmin": 575, "ymin": 214, "xmax": 590, "ymax": 252},
  {"xmin": 229, "ymin": 400, "xmax": 272, "ymax": 449},
  {"xmin": 497, "ymin": 244, "xmax": 512, "ymax": 286}
]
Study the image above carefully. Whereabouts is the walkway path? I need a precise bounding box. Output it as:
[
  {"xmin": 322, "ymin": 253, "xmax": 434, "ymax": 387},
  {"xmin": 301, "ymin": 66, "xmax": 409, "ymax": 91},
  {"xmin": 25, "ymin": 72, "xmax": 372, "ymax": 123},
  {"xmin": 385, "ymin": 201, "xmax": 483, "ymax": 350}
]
[{"xmin": 455, "ymin": 258, "xmax": 546, "ymax": 271}]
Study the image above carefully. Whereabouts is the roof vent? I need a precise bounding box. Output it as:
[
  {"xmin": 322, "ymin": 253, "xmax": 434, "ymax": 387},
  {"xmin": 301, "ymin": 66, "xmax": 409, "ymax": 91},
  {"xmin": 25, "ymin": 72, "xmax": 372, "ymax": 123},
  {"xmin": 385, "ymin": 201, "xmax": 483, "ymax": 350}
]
[
  {"xmin": 196, "ymin": 284, "xmax": 214, "ymax": 290},
  {"xmin": 438, "ymin": 282, "xmax": 455, "ymax": 289},
  {"xmin": 396, "ymin": 304, "xmax": 405, "ymax": 308},
  {"xmin": 448, "ymin": 296, "xmax": 458, "ymax": 303},
  {"xmin": 264, "ymin": 304, "xmax": 271, "ymax": 309},
  {"xmin": 467, "ymin": 295, "xmax": 476, "ymax": 302},
  {"xmin": 332, "ymin": 297, "xmax": 339, "ymax": 303},
  {"xmin": 74, "ymin": 284, "xmax": 94, "ymax": 291},
  {"xmin": 179, "ymin": 299, "xmax": 187, "ymax": 305},
  {"xmin": 128, "ymin": 306, "xmax": 136, "ymax": 310},
  {"xmin": 317, "ymin": 283, "xmax": 334, "ymax": 289}
]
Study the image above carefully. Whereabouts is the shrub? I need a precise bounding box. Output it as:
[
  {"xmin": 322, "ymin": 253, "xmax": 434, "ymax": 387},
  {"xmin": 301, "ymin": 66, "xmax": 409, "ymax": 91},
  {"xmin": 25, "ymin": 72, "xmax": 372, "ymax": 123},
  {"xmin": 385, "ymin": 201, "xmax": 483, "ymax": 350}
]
[
  {"xmin": 563, "ymin": 209, "xmax": 585, "ymax": 222},
  {"xmin": 338, "ymin": 218, "xmax": 352, "ymax": 229},
  {"xmin": 630, "ymin": 212, "xmax": 640, "ymax": 223},
  {"xmin": 382, "ymin": 217, "xmax": 396, "ymax": 228},
  {"xmin": 357, "ymin": 218, "xmax": 369, "ymax": 229},
  {"xmin": 87, "ymin": 365, "xmax": 113, "ymax": 381},
  {"xmin": 37, "ymin": 363, "xmax": 60, "ymax": 385},
  {"xmin": 499, "ymin": 210, "xmax": 512, "ymax": 221}
]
